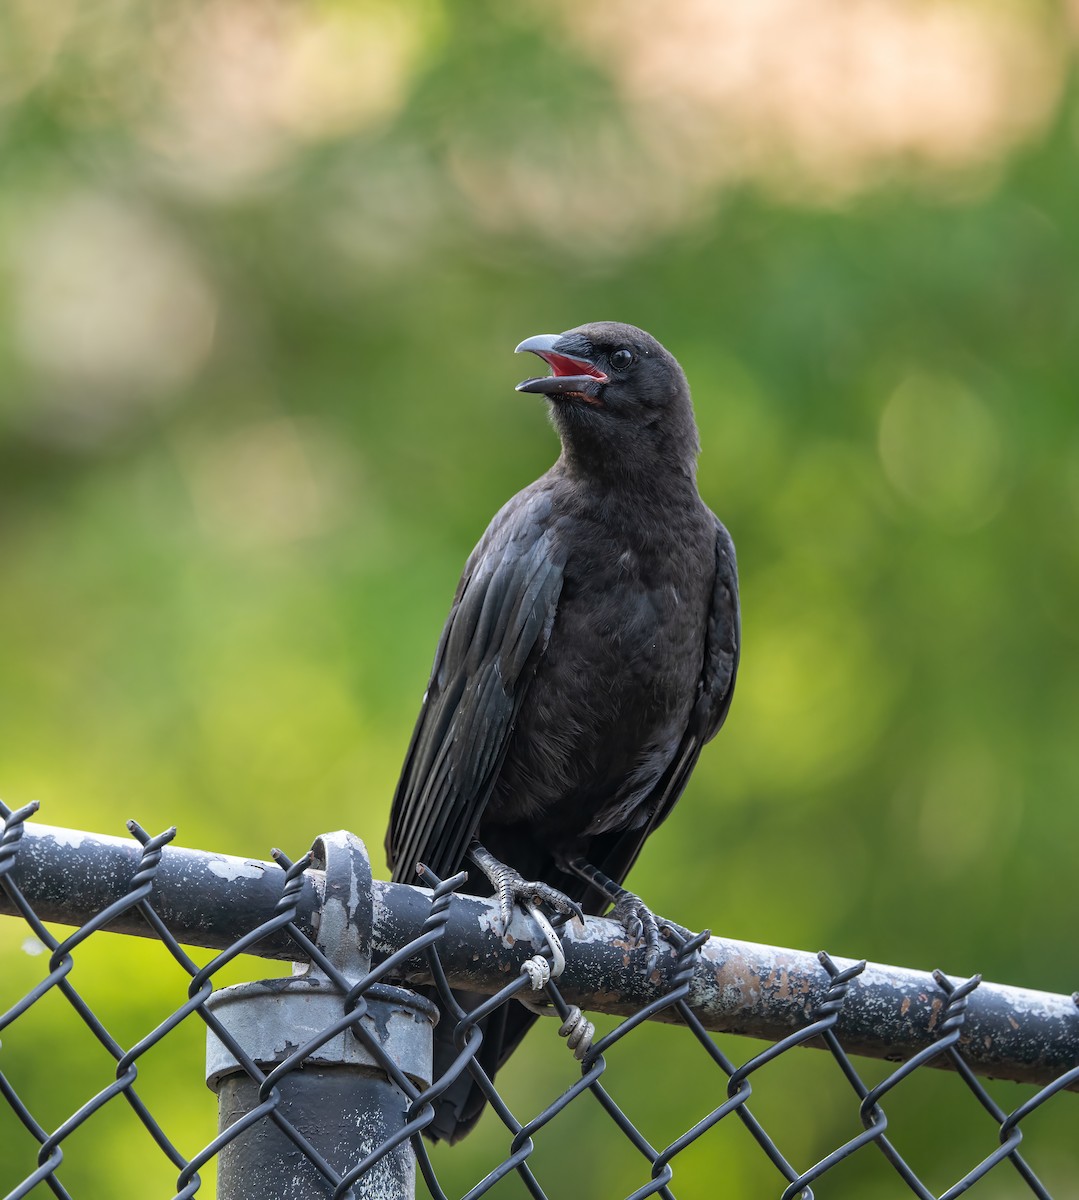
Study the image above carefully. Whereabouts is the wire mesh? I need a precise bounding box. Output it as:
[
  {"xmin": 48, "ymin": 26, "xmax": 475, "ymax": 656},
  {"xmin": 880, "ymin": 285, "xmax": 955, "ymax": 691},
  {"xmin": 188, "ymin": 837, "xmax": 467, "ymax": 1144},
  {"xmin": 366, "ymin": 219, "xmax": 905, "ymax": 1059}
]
[{"xmin": 1, "ymin": 799, "xmax": 1076, "ymax": 1200}]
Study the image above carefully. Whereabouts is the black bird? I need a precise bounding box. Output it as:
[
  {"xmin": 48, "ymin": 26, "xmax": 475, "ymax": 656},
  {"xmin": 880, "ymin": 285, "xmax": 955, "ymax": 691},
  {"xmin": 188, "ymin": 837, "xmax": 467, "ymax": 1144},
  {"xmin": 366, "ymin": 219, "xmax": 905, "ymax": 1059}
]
[{"xmin": 386, "ymin": 321, "xmax": 739, "ymax": 1141}]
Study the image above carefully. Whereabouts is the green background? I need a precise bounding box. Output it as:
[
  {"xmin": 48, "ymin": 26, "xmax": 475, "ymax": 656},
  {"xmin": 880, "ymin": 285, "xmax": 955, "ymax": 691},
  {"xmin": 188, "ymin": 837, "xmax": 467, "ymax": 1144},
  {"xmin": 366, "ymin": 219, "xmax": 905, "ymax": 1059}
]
[{"xmin": 2, "ymin": 1, "xmax": 1077, "ymax": 1195}]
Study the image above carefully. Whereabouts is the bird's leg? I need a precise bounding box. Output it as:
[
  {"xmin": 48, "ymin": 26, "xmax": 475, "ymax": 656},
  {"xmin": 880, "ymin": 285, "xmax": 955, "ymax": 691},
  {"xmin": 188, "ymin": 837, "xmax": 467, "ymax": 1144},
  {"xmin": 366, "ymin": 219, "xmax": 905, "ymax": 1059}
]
[
  {"xmin": 561, "ymin": 856, "xmax": 662, "ymax": 973},
  {"xmin": 468, "ymin": 841, "xmax": 584, "ymax": 933}
]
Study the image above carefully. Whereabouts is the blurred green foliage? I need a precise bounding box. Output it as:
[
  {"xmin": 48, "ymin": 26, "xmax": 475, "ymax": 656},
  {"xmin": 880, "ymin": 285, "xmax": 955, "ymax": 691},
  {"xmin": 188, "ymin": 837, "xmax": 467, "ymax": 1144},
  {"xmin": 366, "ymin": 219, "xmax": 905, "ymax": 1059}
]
[{"xmin": 2, "ymin": 0, "xmax": 1078, "ymax": 1195}]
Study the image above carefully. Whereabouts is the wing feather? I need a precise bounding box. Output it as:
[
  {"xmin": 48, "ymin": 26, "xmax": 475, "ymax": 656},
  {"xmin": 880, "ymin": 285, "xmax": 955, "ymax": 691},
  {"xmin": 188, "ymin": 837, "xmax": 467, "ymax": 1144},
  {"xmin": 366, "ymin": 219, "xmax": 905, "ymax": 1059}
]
[{"xmin": 386, "ymin": 491, "xmax": 564, "ymax": 883}]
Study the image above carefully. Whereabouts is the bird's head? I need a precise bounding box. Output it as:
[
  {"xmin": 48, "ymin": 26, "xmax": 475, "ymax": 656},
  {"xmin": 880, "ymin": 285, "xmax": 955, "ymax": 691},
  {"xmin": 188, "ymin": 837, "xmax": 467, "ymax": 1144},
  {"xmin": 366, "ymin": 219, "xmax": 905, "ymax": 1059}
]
[{"xmin": 515, "ymin": 321, "xmax": 700, "ymax": 483}]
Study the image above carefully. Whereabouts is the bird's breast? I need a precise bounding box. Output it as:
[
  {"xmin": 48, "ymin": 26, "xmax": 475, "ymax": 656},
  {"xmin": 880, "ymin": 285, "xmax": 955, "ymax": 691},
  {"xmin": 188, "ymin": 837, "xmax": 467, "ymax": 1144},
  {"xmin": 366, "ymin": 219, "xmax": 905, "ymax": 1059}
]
[{"xmin": 484, "ymin": 512, "xmax": 714, "ymax": 834}]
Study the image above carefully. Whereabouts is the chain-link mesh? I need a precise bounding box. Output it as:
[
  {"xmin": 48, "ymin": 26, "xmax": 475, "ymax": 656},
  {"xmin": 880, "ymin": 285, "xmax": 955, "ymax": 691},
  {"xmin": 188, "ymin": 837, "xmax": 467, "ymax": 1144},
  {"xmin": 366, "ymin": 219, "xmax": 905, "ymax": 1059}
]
[{"xmin": 1, "ymin": 799, "xmax": 1076, "ymax": 1200}]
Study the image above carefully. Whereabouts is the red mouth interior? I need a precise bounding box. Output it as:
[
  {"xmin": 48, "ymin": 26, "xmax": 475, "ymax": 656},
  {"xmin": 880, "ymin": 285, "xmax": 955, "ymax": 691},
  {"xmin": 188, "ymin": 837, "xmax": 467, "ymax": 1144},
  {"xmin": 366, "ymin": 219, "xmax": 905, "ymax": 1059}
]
[{"xmin": 538, "ymin": 352, "xmax": 609, "ymax": 381}]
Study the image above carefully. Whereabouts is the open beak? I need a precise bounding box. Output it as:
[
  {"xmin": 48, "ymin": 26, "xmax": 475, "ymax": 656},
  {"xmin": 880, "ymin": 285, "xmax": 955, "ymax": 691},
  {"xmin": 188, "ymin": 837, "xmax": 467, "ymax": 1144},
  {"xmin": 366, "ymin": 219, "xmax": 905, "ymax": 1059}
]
[{"xmin": 514, "ymin": 333, "xmax": 609, "ymax": 397}]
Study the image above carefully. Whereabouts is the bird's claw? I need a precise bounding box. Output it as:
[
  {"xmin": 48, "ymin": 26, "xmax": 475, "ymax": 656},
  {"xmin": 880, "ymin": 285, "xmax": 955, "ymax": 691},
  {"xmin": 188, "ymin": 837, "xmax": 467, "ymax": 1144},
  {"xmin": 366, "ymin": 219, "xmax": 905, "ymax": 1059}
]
[
  {"xmin": 469, "ymin": 843, "xmax": 584, "ymax": 932},
  {"xmin": 479, "ymin": 858, "xmax": 580, "ymax": 975},
  {"xmin": 613, "ymin": 890, "xmax": 662, "ymax": 973},
  {"xmin": 494, "ymin": 870, "xmax": 583, "ymax": 931}
]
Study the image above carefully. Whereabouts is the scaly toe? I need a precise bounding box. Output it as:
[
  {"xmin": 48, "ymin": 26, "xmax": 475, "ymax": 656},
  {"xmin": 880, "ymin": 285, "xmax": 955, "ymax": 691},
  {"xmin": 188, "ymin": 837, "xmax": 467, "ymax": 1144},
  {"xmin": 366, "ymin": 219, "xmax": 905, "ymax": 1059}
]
[
  {"xmin": 527, "ymin": 882, "xmax": 584, "ymax": 923},
  {"xmin": 643, "ymin": 915, "xmax": 661, "ymax": 974},
  {"xmin": 613, "ymin": 892, "xmax": 662, "ymax": 970}
]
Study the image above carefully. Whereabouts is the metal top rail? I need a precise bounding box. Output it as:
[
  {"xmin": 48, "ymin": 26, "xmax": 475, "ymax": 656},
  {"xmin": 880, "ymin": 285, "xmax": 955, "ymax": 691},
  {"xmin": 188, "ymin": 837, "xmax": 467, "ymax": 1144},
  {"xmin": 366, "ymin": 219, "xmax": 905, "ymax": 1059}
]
[{"xmin": 3, "ymin": 819, "xmax": 1076, "ymax": 1090}]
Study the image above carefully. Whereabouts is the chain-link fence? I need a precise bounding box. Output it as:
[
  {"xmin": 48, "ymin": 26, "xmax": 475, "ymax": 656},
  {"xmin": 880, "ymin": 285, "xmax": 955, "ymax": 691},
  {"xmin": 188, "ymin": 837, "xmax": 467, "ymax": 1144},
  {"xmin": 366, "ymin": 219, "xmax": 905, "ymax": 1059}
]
[{"xmin": 1, "ymin": 799, "xmax": 1077, "ymax": 1199}]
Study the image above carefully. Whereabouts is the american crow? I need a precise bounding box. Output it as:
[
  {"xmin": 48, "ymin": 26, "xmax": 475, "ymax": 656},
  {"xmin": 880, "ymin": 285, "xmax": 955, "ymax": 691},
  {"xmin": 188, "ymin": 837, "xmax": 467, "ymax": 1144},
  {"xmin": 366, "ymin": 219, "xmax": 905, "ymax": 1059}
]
[{"xmin": 386, "ymin": 321, "xmax": 739, "ymax": 1140}]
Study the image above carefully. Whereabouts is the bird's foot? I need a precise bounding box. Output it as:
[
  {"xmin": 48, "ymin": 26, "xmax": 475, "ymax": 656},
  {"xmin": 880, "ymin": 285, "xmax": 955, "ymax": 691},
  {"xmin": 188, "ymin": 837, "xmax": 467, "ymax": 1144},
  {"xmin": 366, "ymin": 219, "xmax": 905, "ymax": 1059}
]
[
  {"xmin": 611, "ymin": 889, "xmax": 662, "ymax": 973},
  {"xmin": 468, "ymin": 843, "xmax": 583, "ymax": 975},
  {"xmin": 558, "ymin": 855, "xmax": 666, "ymax": 974}
]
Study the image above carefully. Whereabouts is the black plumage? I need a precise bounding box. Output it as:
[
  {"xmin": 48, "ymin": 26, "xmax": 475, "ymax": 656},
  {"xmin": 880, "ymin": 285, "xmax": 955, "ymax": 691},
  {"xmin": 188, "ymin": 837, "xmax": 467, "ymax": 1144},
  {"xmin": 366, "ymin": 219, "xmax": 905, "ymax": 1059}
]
[{"xmin": 386, "ymin": 321, "xmax": 740, "ymax": 1140}]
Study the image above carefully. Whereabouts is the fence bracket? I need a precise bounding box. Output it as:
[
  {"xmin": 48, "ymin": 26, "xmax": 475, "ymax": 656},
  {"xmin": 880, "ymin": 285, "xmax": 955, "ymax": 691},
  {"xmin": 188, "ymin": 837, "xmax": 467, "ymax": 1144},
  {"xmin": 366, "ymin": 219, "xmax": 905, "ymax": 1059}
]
[{"xmin": 204, "ymin": 833, "xmax": 436, "ymax": 1200}]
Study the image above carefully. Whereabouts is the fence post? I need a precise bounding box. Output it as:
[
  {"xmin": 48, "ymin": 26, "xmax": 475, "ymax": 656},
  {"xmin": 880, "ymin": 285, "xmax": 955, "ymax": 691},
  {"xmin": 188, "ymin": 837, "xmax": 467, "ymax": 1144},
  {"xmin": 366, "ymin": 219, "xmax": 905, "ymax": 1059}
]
[{"xmin": 204, "ymin": 832, "xmax": 436, "ymax": 1200}]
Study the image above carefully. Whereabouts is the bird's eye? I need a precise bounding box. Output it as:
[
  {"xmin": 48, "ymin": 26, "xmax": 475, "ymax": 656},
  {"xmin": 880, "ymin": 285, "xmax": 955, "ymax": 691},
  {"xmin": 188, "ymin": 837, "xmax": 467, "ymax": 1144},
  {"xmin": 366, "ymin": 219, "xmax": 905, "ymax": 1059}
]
[{"xmin": 610, "ymin": 348, "xmax": 634, "ymax": 370}]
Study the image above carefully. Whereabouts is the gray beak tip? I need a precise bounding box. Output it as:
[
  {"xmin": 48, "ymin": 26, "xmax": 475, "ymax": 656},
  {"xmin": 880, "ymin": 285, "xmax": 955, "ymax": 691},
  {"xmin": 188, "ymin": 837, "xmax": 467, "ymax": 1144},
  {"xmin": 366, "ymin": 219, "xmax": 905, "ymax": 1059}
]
[{"xmin": 515, "ymin": 334, "xmax": 562, "ymax": 356}]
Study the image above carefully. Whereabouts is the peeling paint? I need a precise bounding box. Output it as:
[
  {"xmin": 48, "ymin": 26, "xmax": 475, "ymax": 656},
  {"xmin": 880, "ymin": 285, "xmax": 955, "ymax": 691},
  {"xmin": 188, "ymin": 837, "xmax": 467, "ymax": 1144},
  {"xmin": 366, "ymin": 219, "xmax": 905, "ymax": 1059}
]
[
  {"xmin": 207, "ymin": 858, "xmax": 265, "ymax": 882},
  {"xmin": 45, "ymin": 827, "xmax": 90, "ymax": 849}
]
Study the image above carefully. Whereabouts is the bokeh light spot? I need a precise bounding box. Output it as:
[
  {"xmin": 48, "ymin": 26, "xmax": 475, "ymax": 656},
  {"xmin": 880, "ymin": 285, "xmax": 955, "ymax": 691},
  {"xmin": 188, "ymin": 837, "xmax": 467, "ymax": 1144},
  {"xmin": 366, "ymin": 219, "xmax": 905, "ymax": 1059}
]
[
  {"xmin": 11, "ymin": 193, "xmax": 216, "ymax": 445},
  {"xmin": 878, "ymin": 372, "xmax": 1005, "ymax": 530}
]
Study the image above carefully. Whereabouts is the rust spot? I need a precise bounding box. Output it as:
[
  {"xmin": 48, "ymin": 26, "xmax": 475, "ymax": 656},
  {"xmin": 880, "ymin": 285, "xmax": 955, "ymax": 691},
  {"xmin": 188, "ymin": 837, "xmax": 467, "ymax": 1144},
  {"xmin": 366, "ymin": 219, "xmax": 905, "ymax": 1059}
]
[
  {"xmin": 763, "ymin": 968, "xmax": 787, "ymax": 997},
  {"xmin": 926, "ymin": 998, "xmax": 942, "ymax": 1030},
  {"xmin": 759, "ymin": 965, "xmax": 811, "ymax": 1004}
]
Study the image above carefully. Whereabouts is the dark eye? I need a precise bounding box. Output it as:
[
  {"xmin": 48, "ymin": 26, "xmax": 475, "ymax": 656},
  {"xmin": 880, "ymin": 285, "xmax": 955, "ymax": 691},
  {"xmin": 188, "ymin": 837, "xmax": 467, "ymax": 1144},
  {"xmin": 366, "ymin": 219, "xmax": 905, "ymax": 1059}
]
[{"xmin": 610, "ymin": 348, "xmax": 634, "ymax": 370}]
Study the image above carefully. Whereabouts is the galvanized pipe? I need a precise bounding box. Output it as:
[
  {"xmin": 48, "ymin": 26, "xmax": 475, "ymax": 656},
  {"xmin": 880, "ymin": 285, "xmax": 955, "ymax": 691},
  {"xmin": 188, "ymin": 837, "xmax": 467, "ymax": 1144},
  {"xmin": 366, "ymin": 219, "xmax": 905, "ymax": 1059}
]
[{"xmin": 207, "ymin": 981, "xmax": 435, "ymax": 1200}]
